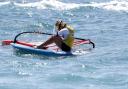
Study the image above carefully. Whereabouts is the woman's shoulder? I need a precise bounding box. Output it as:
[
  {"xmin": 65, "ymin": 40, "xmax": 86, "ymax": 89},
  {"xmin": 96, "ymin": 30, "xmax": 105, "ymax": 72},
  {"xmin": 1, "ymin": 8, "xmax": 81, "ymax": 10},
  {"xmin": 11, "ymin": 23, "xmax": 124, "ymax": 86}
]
[
  {"xmin": 60, "ymin": 28, "xmax": 69, "ymax": 32},
  {"xmin": 59, "ymin": 28, "xmax": 69, "ymax": 34}
]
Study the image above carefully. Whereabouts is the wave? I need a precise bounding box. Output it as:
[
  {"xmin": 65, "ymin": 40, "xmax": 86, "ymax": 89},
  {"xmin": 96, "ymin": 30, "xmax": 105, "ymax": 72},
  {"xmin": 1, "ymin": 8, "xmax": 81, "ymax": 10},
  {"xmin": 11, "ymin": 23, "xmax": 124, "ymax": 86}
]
[
  {"xmin": 91, "ymin": 0, "xmax": 128, "ymax": 11},
  {"xmin": 0, "ymin": 0, "xmax": 128, "ymax": 11},
  {"xmin": 13, "ymin": 0, "xmax": 80, "ymax": 10},
  {"xmin": 0, "ymin": 1, "xmax": 10, "ymax": 6}
]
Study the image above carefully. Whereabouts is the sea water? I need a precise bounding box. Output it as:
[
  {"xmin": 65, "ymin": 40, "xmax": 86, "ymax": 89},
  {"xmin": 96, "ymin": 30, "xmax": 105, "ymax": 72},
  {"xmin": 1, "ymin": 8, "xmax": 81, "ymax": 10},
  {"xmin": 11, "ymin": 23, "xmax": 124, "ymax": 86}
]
[{"xmin": 0, "ymin": 0, "xmax": 128, "ymax": 89}]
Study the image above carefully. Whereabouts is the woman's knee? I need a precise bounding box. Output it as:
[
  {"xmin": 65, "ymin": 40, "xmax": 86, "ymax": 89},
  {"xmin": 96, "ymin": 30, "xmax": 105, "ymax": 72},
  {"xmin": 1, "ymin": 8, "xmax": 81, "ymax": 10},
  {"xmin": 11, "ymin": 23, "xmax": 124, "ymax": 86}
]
[{"xmin": 52, "ymin": 36, "xmax": 61, "ymax": 40}]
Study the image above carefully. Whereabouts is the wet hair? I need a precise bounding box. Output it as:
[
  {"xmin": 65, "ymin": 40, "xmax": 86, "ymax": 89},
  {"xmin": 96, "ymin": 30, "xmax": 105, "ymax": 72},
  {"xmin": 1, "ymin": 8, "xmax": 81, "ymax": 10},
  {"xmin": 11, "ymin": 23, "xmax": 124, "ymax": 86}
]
[
  {"xmin": 55, "ymin": 20, "xmax": 67, "ymax": 29},
  {"xmin": 55, "ymin": 20, "xmax": 61, "ymax": 26}
]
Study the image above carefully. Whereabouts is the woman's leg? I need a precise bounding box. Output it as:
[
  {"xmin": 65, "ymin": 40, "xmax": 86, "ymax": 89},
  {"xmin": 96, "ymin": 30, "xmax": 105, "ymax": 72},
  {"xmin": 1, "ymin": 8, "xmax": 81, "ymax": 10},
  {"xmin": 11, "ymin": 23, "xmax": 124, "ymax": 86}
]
[{"xmin": 37, "ymin": 36, "xmax": 63, "ymax": 49}]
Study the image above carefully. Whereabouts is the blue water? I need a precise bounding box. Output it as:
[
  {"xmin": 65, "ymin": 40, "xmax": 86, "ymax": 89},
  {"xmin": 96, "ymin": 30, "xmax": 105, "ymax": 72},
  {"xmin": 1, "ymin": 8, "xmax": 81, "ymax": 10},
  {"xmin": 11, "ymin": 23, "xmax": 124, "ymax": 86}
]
[{"xmin": 0, "ymin": 0, "xmax": 128, "ymax": 89}]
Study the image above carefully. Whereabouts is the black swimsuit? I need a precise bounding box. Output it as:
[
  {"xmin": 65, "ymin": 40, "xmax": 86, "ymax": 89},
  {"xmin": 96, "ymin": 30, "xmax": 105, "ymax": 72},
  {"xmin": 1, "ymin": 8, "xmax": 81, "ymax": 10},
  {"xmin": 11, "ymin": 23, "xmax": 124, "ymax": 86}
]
[
  {"xmin": 61, "ymin": 42, "xmax": 71, "ymax": 52},
  {"xmin": 56, "ymin": 31, "xmax": 71, "ymax": 52}
]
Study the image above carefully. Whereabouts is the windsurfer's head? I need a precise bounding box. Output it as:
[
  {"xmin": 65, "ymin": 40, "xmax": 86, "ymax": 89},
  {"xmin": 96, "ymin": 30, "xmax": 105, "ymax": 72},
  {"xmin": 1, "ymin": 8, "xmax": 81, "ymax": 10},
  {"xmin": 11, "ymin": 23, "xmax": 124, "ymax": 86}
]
[{"xmin": 55, "ymin": 20, "xmax": 67, "ymax": 30}]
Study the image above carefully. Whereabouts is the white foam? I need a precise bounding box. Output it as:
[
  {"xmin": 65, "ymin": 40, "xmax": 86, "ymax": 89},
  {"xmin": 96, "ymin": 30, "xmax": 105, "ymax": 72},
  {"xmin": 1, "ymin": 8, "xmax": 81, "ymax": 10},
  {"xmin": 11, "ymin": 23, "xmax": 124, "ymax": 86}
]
[
  {"xmin": 90, "ymin": 0, "xmax": 128, "ymax": 11},
  {"xmin": 0, "ymin": 1, "xmax": 10, "ymax": 6},
  {"xmin": 14, "ymin": 1, "xmax": 46, "ymax": 9},
  {"xmin": 0, "ymin": 0, "xmax": 128, "ymax": 11},
  {"xmin": 14, "ymin": 0, "xmax": 128, "ymax": 11},
  {"xmin": 13, "ymin": 0, "xmax": 80, "ymax": 10}
]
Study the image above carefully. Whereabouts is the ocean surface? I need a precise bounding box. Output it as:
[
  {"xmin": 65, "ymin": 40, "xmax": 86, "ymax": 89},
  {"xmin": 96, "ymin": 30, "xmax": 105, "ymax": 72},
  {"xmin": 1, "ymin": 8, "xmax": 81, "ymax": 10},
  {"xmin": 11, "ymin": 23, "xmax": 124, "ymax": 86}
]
[{"xmin": 0, "ymin": 0, "xmax": 128, "ymax": 89}]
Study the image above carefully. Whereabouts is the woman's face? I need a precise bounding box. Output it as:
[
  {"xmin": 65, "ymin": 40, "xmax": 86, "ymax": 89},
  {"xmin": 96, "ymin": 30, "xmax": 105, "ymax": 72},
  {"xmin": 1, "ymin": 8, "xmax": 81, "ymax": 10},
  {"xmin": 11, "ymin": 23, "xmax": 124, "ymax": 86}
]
[
  {"xmin": 55, "ymin": 25, "xmax": 62, "ymax": 31},
  {"xmin": 55, "ymin": 21, "xmax": 64, "ymax": 30},
  {"xmin": 55, "ymin": 25, "xmax": 59, "ymax": 30}
]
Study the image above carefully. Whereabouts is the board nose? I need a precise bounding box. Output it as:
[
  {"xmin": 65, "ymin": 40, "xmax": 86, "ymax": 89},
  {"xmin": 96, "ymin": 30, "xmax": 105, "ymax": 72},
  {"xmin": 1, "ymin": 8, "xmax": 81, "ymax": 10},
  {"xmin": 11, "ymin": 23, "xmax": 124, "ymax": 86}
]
[{"xmin": 1, "ymin": 40, "xmax": 13, "ymax": 46}]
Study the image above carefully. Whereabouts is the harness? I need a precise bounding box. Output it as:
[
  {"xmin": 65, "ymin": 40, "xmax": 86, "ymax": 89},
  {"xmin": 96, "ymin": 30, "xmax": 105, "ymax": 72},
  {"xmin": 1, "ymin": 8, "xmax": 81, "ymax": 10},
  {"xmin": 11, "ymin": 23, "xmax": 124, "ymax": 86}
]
[{"xmin": 63, "ymin": 25, "xmax": 74, "ymax": 48}]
